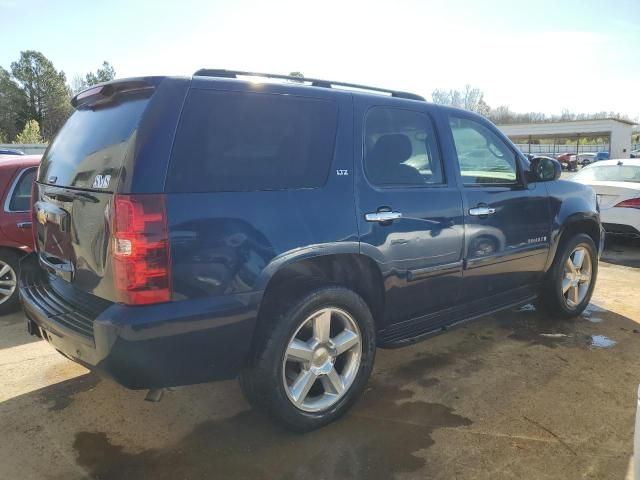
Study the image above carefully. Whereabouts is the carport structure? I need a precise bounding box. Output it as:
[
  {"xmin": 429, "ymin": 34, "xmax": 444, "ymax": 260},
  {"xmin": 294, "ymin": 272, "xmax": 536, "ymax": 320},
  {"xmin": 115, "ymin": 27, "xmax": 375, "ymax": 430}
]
[{"xmin": 498, "ymin": 118, "xmax": 636, "ymax": 159}]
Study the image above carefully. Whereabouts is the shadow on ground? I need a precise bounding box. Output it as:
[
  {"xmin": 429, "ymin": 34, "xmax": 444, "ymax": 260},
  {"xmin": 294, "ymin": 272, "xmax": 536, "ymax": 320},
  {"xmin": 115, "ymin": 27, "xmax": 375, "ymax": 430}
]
[
  {"xmin": 0, "ymin": 310, "xmax": 40, "ymax": 349},
  {"xmin": 601, "ymin": 237, "xmax": 640, "ymax": 268},
  {"xmin": 1, "ymin": 294, "xmax": 638, "ymax": 479}
]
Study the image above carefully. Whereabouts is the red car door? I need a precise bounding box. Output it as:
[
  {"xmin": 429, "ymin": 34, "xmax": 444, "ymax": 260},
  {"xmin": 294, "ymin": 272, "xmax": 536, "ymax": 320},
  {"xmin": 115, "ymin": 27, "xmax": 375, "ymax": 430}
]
[{"xmin": 0, "ymin": 166, "xmax": 37, "ymax": 250}]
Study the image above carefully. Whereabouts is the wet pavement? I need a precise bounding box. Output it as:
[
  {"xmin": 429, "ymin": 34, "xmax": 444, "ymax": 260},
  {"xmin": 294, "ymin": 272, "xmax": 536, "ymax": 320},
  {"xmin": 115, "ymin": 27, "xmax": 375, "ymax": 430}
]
[{"xmin": 1, "ymin": 242, "xmax": 639, "ymax": 479}]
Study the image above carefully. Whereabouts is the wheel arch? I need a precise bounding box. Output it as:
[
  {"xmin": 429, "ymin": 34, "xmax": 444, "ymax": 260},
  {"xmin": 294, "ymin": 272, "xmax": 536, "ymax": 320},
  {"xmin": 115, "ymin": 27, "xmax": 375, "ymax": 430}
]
[
  {"xmin": 545, "ymin": 213, "xmax": 602, "ymax": 271},
  {"xmin": 0, "ymin": 244, "xmax": 30, "ymax": 259},
  {"xmin": 254, "ymin": 247, "xmax": 386, "ymax": 347}
]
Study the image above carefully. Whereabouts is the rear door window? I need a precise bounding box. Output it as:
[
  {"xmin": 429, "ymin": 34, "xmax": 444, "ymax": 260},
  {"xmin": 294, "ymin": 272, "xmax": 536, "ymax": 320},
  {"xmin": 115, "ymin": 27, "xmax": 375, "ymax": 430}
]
[
  {"xmin": 363, "ymin": 107, "xmax": 444, "ymax": 187},
  {"xmin": 38, "ymin": 95, "xmax": 150, "ymax": 191},
  {"xmin": 167, "ymin": 90, "xmax": 338, "ymax": 192}
]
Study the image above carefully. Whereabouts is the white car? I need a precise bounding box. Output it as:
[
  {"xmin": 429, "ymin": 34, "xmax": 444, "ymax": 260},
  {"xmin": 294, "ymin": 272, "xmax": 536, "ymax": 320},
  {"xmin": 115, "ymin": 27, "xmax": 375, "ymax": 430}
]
[
  {"xmin": 571, "ymin": 159, "xmax": 640, "ymax": 238},
  {"xmin": 570, "ymin": 152, "xmax": 596, "ymax": 166}
]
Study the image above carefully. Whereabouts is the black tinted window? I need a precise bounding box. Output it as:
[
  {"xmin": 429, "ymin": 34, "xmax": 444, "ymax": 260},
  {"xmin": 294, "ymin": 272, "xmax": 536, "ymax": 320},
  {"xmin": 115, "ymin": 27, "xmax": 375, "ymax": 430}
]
[
  {"xmin": 38, "ymin": 95, "xmax": 149, "ymax": 191},
  {"xmin": 9, "ymin": 168, "xmax": 36, "ymax": 211},
  {"xmin": 167, "ymin": 90, "xmax": 338, "ymax": 192},
  {"xmin": 364, "ymin": 107, "xmax": 443, "ymax": 187}
]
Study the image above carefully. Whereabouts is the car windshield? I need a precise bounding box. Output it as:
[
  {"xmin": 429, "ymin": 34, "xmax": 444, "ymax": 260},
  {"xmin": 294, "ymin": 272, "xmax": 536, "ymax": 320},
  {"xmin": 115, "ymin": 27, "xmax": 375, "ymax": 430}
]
[{"xmin": 573, "ymin": 164, "xmax": 640, "ymax": 183}]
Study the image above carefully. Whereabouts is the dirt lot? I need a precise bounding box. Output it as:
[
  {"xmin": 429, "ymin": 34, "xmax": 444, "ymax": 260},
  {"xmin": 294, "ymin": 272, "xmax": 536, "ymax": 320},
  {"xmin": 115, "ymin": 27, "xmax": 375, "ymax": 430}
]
[{"xmin": 1, "ymin": 240, "xmax": 639, "ymax": 480}]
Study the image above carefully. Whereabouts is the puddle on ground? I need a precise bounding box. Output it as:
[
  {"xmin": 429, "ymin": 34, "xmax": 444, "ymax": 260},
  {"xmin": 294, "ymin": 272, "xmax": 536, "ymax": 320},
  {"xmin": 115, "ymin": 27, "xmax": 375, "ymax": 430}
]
[
  {"xmin": 590, "ymin": 335, "xmax": 617, "ymax": 348},
  {"xmin": 585, "ymin": 316, "xmax": 603, "ymax": 323},
  {"xmin": 70, "ymin": 380, "xmax": 471, "ymax": 480},
  {"xmin": 583, "ymin": 304, "xmax": 607, "ymax": 324},
  {"xmin": 517, "ymin": 303, "xmax": 537, "ymax": 312},
  {"xmin": 497, "ymin": 302, "xmax": 620, "ymax": 350}
]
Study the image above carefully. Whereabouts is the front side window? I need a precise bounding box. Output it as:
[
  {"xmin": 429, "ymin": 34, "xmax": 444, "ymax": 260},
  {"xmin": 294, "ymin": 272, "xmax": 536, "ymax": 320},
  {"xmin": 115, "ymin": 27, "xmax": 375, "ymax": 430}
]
[
  {"xmin": 364, "ymin": 107, "xmax": 444, "ymax": 187},
  {"xmin": 449, "ymin": 116, "xmax": 518, "ymax": 185},
  {"xmin": 8, "ymin": 168, "xmax": 36, "ymax": 211},
  {"xmin": 167, "ymin": 90, "xmax": 338, "ymax": 192}
]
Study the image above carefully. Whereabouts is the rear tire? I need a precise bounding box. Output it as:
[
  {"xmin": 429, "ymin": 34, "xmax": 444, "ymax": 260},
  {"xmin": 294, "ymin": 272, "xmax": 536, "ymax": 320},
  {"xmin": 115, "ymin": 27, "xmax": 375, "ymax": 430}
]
[
  {"xmin": 537, "ymin": 233, "xmax": 597, "ymax": 318},
  {"xmin": 0, "ymin": 250, "xmax": 20, "ymax": 315},
  {"xmin": 239, "ymin": 286, "xmax": 376, "ymax": 432}
]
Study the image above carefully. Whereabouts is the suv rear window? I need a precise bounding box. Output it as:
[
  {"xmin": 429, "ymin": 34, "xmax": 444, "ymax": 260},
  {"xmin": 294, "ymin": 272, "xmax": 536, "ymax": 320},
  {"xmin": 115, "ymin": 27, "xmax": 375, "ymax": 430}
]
[
  {"xmin": 167, "ymin": 90, "xmax": 338, "ymax": 192},
  {"xmin": 38, "ymin": 96, "xmax": 150, "ymax": 191}
]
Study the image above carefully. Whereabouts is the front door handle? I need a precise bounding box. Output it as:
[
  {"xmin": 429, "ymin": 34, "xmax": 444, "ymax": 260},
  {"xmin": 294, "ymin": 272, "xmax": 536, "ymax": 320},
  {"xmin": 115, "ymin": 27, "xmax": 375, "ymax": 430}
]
[
  {"xmin": 16, "ymin": 221, "xmax": 32, "ymax": 229},
  {"xmin": 469, "ymin": 206, "xmax": 496, "ymax": 216},
  {"xmin": 365, "ymin": 211, "xmax": 402, "ymax": 223}
]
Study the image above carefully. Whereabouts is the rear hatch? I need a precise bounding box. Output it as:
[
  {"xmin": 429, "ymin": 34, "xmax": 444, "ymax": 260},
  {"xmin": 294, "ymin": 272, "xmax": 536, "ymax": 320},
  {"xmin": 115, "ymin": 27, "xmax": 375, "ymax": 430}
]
[{"xmin": 34, "ymin": 80, "xmax": 156, "ymax": 302}]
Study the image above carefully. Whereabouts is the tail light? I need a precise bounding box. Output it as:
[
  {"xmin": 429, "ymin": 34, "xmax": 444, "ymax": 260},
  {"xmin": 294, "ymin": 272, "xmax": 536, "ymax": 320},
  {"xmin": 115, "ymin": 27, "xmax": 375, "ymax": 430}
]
[
  {"xmin": 614, "ymin": 198, "xmax": 640, "ymax": 209},
  {"xmin": 111, "ymin": 194, "xmax": 171, "ymax": 305}
]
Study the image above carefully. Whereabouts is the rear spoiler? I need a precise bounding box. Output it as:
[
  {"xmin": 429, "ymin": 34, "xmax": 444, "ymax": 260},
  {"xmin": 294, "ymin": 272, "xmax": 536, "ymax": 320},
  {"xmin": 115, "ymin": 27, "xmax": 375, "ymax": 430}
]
[{"xmin": 71, "ymin": 77, "xmax": 161, "ymax": 109}]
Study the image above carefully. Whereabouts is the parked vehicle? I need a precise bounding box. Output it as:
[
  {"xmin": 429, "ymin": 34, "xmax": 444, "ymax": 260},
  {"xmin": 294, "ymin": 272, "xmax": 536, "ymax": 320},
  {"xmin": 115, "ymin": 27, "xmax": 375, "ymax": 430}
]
[
  {"xmin": 594, "ymin": 152, "xmax": 609, "ymax": 161},
  {"xmin": 571, "ymin": 159, "xmax": 640, "ymax": 238},
  {"xmin": 572, "ymin": 152, "xmax": 597, "ymax": 166},
  {"xmin": 20, "ymin": 71, "xmax": 603, "ymax": 431},
  {"xmin": 0, "ymin": 155, "xmax": 40, "ymax": 314},
  {"xmin": 631, "ymin": 149, "xmax": 640, "ymax": 159},
  {"xmin": 0, "ymin": 148, "xmax": 25, "ymax": 157},
  {"xmin": 555, "ymin": 153, "xmax": 578, "ymax": 171}
]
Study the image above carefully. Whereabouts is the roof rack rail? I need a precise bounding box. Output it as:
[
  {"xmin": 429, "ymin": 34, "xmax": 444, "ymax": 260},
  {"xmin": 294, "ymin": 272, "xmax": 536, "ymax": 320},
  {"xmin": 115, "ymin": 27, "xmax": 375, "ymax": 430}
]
[{"xmin": 193, "ymin": 69, "xmax": 425, "ymax": 101}]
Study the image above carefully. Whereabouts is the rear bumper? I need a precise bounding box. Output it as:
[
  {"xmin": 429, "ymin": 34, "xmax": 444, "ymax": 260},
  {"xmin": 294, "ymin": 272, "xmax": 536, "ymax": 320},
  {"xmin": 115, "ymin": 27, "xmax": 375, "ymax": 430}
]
[
  {"xmin": 601, "ymin": 208, "xmax": 640, "ymax": 238},
  {"xmin": 19, "ymin": 254, "xmax": 260, "ymax": 389},
  {"xmin": 603, "ymin": 223, "xmax": 640, "ymax": 238}
]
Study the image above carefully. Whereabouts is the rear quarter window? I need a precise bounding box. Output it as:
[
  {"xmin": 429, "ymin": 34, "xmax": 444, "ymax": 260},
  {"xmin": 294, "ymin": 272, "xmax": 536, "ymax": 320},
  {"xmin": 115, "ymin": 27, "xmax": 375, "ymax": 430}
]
[
  {"xmin": 166, "ymin": 89, "xmax": 338, "ymax": 192},
  {"xmin": 8, "ymin": 168, "xmax": 36, "ymax": 211}
]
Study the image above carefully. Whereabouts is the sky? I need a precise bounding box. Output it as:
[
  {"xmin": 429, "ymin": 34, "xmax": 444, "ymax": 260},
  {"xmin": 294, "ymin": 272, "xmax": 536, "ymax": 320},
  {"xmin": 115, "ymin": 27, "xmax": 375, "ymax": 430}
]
[{"xmin": 1, "ymin": 0, "xmax": 639, "ymax": 119}]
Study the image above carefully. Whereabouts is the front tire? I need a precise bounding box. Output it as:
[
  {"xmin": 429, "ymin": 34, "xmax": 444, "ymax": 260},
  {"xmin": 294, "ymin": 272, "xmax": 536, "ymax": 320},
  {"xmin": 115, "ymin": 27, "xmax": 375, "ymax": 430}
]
[
  {"xmin": 0, "ymin": 250, "xmax": 20, "ymax": 315},
  {"xmin": 537, "ymin": 233, "xmax": 598, "ymax": 318},
  {"xmin": 239, "ymin": 286, "xmax": 376, "ymax": 432}
]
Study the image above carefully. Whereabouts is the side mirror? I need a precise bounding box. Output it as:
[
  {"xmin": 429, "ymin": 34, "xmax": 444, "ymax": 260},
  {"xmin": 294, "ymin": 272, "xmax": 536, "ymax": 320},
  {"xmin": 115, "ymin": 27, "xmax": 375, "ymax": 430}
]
[{"xmin": 529, "ymin": 157, "xmax": 561, "ymax": 182}]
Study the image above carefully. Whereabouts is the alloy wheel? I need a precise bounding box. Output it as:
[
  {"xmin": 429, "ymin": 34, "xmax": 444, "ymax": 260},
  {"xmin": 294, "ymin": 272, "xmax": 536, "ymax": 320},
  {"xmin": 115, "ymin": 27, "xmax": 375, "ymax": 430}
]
[
  {"xmin": 0, "ymin": 260, "xmax": 17, "ymax": 305},
  {"xmin": 282, "ymin": 307, "xmax": 362, "ymax": 412},
  {"xmin": 562, "ymin": 246, "xmax": 592, "ymax": 308}
]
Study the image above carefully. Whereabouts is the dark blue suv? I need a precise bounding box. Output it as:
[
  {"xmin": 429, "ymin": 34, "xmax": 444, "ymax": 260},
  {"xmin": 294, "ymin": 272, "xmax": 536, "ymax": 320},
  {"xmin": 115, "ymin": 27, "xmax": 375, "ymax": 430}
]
[{"xmin": 19, "ymin": 70, "xmax": 603, "ymax": 431}]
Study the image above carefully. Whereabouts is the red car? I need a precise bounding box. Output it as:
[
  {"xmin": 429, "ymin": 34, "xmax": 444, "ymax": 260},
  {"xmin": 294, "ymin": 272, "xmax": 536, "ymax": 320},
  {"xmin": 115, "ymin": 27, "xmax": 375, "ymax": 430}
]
[
  {"xmin": 556, "ymin": 152, "xmax": 578, "ymax": 171},
  {"xmin": 0, "ymin": 155, "xmax": 40, "ymax": 314}
]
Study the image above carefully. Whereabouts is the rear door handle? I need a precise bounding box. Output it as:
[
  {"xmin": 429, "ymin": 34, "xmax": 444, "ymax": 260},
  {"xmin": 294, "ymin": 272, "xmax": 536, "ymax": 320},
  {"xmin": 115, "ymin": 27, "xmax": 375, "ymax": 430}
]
[
  {"xmin": 469, "ymin": 206, "xmax": 496, "ymax": 216},
  {"xmin": 16, "ymin": 221, "xmax": 32, "ymax": 229},
  {"xmin": 365, "ymin": 211, "xmax": 402, "ymax": 223}
]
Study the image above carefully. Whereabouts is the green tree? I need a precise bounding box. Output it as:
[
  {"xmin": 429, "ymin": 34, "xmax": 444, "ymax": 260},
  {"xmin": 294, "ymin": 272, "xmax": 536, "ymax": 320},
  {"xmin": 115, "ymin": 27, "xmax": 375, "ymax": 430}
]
[
  {"xmin": 10, "ymin": 50, "xmax": 71, "ymax": 140},
  {"xmin": 288, "ymin": 71, "xmax": 305, "ymax": 83},
  {"xmin": 70, "ymin": 74, "xmax": 88, "ymax": 95},
  {"xmin": 85, "ymin": 61, "xmax": 116, "ymax": 86},
  {"xmin": 431, "ymin": 85, "xmax": 489, "ymax": 116},
  {"xmin": 72, "ymin": 62, "xmax": 116, "ymax": 94},
  {"xmin": 14, "ymin": 119, "xmax": 44, "ymax": 144},
  {"xmin": 0, "ymin": 66, "xmax": 27, "ymax": 141}
]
